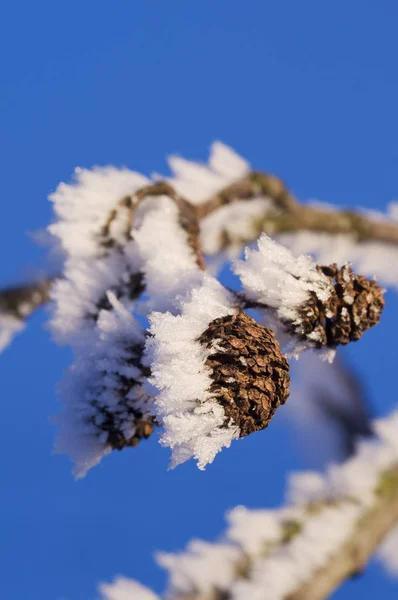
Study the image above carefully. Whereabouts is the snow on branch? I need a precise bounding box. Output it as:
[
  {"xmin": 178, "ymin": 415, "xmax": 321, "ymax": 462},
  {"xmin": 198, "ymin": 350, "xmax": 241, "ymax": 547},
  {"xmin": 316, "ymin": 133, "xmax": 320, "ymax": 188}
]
[
  {"xmin": 49, "ymin": 166, "xmax": 148, "ymax": 345},
  {"xmin": 97, "ymin": 409, "xmax": 398, "ymax": 600},
  {"xmin": 0, "ymin": 142, "xmax": 390, "ymax": 476},
  {"xmin": 99, "ymin": 577, "xmax": 160, "ymax": 600},
  {"xmin": 166, "ymin": 144, "xmax": 398, "ymax": 287}
]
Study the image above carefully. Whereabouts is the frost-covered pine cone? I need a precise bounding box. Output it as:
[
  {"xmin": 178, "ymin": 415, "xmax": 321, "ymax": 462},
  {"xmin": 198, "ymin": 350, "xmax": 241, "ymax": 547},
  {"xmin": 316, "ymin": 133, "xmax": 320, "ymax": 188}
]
[
  {"xmin": 199, "ymin": 312, "xmax": 290, "ymax": 437},
  {"xmin": 296, "ymin": 264, "xmax": 385, "ymax": 347}
]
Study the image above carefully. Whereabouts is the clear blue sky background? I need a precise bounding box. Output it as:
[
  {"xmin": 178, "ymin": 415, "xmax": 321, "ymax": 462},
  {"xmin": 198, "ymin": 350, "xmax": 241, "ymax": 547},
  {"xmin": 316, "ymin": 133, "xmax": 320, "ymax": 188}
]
[{"xmin": 1, "ymin": 2, "xmax": 398, "ymax": 599}]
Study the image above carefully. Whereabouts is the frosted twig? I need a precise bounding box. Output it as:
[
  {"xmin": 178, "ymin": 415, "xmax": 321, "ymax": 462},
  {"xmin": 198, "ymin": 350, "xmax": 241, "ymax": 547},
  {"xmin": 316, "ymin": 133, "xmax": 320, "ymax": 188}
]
[{"xmin": 97, "ymin": 410, "xmax": 398, "ymax": 600}]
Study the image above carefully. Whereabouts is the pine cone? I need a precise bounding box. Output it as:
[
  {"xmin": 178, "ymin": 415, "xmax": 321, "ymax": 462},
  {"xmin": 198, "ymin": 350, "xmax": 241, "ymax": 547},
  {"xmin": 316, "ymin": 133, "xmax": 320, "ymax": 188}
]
[
  {"xmin": 102, "ymin": 408, "xmax": 155, "ymax": 451},
  {"xmin": 295, "ymin": 264, "xmax": 384, "ymax": 347},
  {"xmin": 198, "ymin": 312, "xmax": 290, "ymax": 437},
  {"xmin": 91, "ymin": 343, "xmax": 155, "ymax": 451}
]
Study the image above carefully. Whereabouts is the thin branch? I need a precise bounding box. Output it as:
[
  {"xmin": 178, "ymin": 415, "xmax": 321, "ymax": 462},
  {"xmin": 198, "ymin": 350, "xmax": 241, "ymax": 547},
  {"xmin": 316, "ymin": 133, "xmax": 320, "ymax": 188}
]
[
  {"xmin": 4, "ymin": 169, "xmax": 398, "ymax": 321},
  {"xmin": 0, "ymin": 278, "xmax": 54, "ymax": 319},
  {"xmin": 197, "ymin": 172, "xmax": 398, "ymax": 246}
]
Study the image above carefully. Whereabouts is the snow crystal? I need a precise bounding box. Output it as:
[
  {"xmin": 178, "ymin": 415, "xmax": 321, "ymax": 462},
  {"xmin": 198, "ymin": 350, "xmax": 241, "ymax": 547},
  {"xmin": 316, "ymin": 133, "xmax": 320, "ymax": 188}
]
[
  {"xmin": 133, "ymin": 195, "xmax": 199, "ymax": 313},
  {"xmin": 233, "ymin": 234, "xmax": 332, "ymax": 355},
  {"xmin": 49, "ymin": 166, "xmax": 148, "ymax": 258},
  {"xmin": 54, "ymin": 294, "xmax": 149, "ymax": 478},
  {"xmin": 164, "ymin": 141, "xmax": 250, "ymax": 205},
  {"xmin": 99, "ymin": 577, "xmax": 160, "ymax": 600},
  {"xmin": 49, "ymin": 166, "xmax": 147, "ymax": 345},
  {"xmin": 157, "ymin": 540, "xmax": 241, "ymax": 596},
  {"xmin": 279, "ymin": 231, "xmax": 398, "ymax": 289},
  {"xmin": 234, "ymin": 234, "xmax": 332, "ymax": 314},
  {"xmin": 226, "ymin": 506, "xmax": 287, "ymax": 556}
]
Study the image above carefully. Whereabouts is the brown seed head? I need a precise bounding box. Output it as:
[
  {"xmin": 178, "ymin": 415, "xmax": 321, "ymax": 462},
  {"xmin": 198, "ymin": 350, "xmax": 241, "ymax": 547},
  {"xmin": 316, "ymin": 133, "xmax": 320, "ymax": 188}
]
[
  {"xmin": 198, "ymin": 312, "xmax": 290, "ymax": 437},
  {"xmin": 295, "ymin": 264, "xmax": 385, "ymax": 347}
]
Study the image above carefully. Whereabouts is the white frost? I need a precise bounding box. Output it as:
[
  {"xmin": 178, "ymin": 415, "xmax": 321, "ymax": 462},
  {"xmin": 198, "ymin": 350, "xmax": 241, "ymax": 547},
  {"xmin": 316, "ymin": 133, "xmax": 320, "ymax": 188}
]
[
  {"xmin": 54, "ymin": 294, "xmax": 149, "ymax": 478},
  {"xmin": 99, "ymin": 577, "xmax": 160, "ymax": 600},
  {"xmin": 133, "ymin": 195, "xmax": 199, "ymax": 313},
  {"xmin": 233, "ymin": 234, "xmax": 333, "ymax": 356},
  {"xmin": 279, "ymin": 230, "xmax": 398, "ymax": 290},
  {"xmin": 157, "ymin": 540, "xmax": 241, "ymax": 596},
  {"xmin": 164, "ymin": 141, "xmax": 250, "ymax": 205}
]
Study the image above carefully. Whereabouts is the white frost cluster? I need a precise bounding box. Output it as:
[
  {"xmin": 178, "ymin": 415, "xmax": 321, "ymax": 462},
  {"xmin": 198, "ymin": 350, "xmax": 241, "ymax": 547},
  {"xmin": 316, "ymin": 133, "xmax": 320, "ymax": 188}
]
[
  {"xmin": 49, "ymin": 166, "xmax": 148, "ymax": 344},
  {"xmin": 226, "ymin": 505, "xmax": 296, "ymax": 555},
  {"xmin": 54, "ymin": 293, "xmax": 149, "ymax": 478},
  {"xmin": 48, "ymin": 167, "xmax": 159, "ymax": 476},
  {"xmin": 49, "ymin": 166, "xmax": 148, "ymax": 259},
  {"xmin": 147, "ymin": 274, "xmax": 239, "ymax": 470},
  {"xmin": 233, "ymin": 234, "xmax": 333, "ymax": 355},
  {"xmin": 133, "ymin": 195, "xmax": 199, "ymax": 313},
  {"xmin": 99, "ymin": 577, "xmax": 160, "ymax": 600},
  {"xmin": 164, "ymin": 141, "xmax": 250, "ymax": 204},
  {"xmin": 101, "ymin": 408, "xmax": 398, "ymax": 599},
  {"xmin": 157, "ymin": 540, "xmax": 242, "ymax": 596},
  {"xmin": 279, "ymin": 231, "xmax": 398, "ymax": 290}
]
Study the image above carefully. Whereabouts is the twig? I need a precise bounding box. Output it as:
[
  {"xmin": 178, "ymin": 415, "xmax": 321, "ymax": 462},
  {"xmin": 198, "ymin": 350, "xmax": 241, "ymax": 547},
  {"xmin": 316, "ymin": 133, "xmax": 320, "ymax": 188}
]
[
  {"xmin": 0, "ymin": 278, "xmax": 54, "ymax": 319},
  {"xmin": 197, "ymin": 172, "xmax": 398, "ymax": 246}
]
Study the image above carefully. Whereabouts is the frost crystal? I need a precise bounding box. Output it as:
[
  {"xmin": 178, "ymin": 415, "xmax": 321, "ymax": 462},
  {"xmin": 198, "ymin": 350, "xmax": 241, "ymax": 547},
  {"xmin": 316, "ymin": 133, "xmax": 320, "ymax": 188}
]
[
  {"xmin": 133, "ymin": 195, "xmax": 199, "ymax": 313},
  {"xmin": 279, "ymin": 231, "xmax": 398, "ymax": 290},
  {"xmin": 54, "ymin": 293, "xmax": 151, "ymax": 478},
  {"xmin": 99, "ymin": 577, "xmax": 160, "ymax": 600},
  {"xmin": 147, "ymin": 275, "xmax": 239, "ymax": 469},
  {"xmin": 233, "ymin": 234, "xmax": 333, "ymax": 355},
  {"xmin": 157, "ymin": 540, "xmax": 242, "ymax": 596},
  {"xmin": 164, "ymin": 141, "xmax": 250, "ymax": 204},
  {"xmin": 49, "ymin": 166, "xmax": 147, "ymax": 344}
]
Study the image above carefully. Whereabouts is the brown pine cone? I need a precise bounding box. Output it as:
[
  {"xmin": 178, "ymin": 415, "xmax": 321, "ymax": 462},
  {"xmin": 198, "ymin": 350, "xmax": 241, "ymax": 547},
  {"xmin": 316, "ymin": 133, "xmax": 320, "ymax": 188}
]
[
  {"xmin": 198, "ymin": 312, "xmax": 290, "ymax": 437},
  {"xmin": 294, "ymin": 264, "xmax": 384, "ymax": 347}
]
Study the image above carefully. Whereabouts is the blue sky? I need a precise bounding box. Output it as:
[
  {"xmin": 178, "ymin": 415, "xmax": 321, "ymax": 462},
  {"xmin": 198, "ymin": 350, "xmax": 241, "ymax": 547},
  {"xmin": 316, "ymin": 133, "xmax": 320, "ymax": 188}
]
[{"xmin": 1, "ymin": 2, "xmax": 398, "ymax": 598}]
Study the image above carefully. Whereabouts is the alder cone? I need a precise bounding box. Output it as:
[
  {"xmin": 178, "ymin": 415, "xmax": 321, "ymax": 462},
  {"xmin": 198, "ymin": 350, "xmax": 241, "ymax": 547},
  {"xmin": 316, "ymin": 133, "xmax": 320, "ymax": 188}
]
[
  {"xmin": 102, "ymin": 407, "xmax": 155, "ymax": 451},
  {"xmin": 297, "ymin": 264, "xmax": 385, "ymax": 347},
  {"xmin": 92, "ymin": 344, "xmax": 155, "ymax": 451},
  {"xmin": 198, "ymin": 312, "xmax": 290, "ymax": 437}
]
